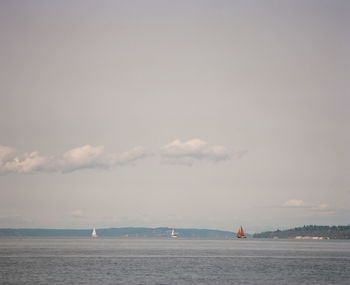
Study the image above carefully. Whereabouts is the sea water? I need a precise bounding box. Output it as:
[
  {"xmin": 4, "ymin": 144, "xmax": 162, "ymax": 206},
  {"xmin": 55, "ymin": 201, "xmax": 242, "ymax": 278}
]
[{"xmin": 0, "ymin": 237, "xmax": 349, "ymax": 284}]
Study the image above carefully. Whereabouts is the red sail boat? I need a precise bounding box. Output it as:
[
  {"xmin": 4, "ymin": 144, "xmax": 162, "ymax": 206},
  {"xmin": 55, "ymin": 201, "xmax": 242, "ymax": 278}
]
[{"xmin": 236, "ymin": 225, "xmax": 247, "ymax": 238}]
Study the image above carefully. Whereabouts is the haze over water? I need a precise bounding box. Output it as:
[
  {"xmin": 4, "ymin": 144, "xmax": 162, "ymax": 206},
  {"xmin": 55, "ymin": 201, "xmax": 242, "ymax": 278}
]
[{"xmin": 1, "ymin": 237, "xmax": 349, "ymax": 284}]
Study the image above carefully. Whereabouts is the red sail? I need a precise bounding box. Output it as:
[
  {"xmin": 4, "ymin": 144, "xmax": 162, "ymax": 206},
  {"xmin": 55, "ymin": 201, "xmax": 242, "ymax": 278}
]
[
  {"xmin": 237, "ymin": 228, "xmax": 241, "ymax": 238},
  {"xmin": 240, "ymin": 226, "xmax": 245, "ymax": 237}
]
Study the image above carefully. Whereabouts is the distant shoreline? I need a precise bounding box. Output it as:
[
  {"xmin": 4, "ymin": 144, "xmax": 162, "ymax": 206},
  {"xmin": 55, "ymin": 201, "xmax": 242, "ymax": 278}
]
[
  {"xmin": 0, "ymin": 227, "xmax": 238, "ymax": 238},
  {"xmin": 253, "ymin": 225, "xmax": 350, "ymax": 240},
  {"xmin": 1, "ymin": 225, "xmax": 349, "ymax": 239}
]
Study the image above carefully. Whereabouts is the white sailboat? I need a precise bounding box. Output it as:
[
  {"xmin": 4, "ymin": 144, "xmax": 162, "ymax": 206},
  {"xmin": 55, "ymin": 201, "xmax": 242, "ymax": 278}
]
[
  {"xmin": 171, "ymin": 228, "xmax": 178, "ymax": 238},
  {"xmin": 91, "ymin": 227, "xmax": 98, "ymax": 238}
]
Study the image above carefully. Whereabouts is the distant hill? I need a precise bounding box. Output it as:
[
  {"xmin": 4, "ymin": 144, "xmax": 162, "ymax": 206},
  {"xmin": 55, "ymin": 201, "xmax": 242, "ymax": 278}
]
[
  {"xmin": 253, "ymin": 225, "xmax": 350, "ymax": 239},
  {"xmin": 0, "ymin": 227, "xmax": 241, "ymax": 238}
]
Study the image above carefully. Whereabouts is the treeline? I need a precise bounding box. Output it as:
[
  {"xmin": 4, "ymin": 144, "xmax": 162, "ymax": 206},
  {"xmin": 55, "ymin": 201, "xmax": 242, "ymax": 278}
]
[
  {"xmin": 0, "ymin": 227, "xmax": 236, "ymax": 238},
  {"xmin": 253, "ymin": 225, "xmax": 350, "ymax": 239}
]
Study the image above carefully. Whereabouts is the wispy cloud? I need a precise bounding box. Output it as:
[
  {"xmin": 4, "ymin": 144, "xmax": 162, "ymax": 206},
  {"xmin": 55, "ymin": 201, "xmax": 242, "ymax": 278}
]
[
  {"xmin": 283, "ymin": 199, "xmax": 332, "ymax": 210},
  {"xmin": 1, "ymin": 139, "xmax": 245, "ymax": 173},
  {"xmin": 71, "ymin": 209, "xmax": 85, "ymax": 218},
  {"xmin": 0, "ymin": 144, "xmax": 149, "ymax": 175},
  {"xmin": 313, "ymin": 203, "xmax": 330, "ymax": 210},
  {"xmin": 160, "ymin": 139, "xmax": 246, "ymax": 165},
  {"xmin": 283, "ymin": 199, "xmax": 305, "ymax": 207},
  {"xmin": 282, "ymin": 200, "xmax": 337, "ymax": 217}
]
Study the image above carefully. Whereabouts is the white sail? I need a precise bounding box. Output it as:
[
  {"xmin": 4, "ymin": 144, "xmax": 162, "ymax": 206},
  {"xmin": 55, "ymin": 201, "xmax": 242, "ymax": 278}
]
[
  {"xmin": 171, "ymin": 228, "xmax": 178, "ymax": 238},
  {"xmin": 92, "ymin": 227, "xmax": 98, "ymax": 238}
]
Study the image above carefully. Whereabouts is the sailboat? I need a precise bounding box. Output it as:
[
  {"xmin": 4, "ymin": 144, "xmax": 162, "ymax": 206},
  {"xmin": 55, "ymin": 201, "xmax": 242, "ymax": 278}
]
[
  {"xmin": 171, "ymin": 228, "xmax": 178, "ymax": 238},
  {"xmin": 236, "ymin": 225, "xmax": 247, "ymax": 238},
  {"xmin": 91, "ymin": 227, "xmax": 98, "ymax": 238}
]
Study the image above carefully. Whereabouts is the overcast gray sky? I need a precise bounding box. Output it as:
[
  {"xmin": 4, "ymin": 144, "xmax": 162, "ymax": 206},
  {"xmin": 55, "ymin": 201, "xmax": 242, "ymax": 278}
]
[{"xmin": 0, "ymin": 0, "xmax": 349, "ymax": 232}]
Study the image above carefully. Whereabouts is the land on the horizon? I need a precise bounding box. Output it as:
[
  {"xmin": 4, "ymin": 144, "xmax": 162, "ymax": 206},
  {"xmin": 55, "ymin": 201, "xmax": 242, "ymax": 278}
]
[
  {"xmin": 253, "ymin": 225, "xmax": 350, "ymax": 239},
  {"xmin": 1, "ymin": 225, "xmax": 350, "ymax": 239},
  {"xmin": 0, "ymin": 227, "xmax": 239, "ymax": 238}
]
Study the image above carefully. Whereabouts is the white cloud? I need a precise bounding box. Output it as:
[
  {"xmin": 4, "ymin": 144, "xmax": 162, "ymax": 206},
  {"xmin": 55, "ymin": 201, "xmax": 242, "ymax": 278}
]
[
  {"xmin": 5, "ymin": 152, "xmax": 50, "ymax": 174},
  {"xmin": 309, "ymin": 203, "xmax": 334, "ymax": 213},
  {"xmin": 160, "ymin": 139, "xmax": 244, "ymax": 165},
  {"xmin": 71, "ymin": 209, "xmax": 84, "ymax": 218},
  {"xmin": 0, "ymin": 140, "xmax": 241, "ymax": 173},
  {"xmin": 0, "ymin": 144, "xmax": 149, "ymax": 175},
  {"xmin": 61, "ymin": 145, "xmax": 106, "ymax": 172},
  {"xmin": 113, "ymin": 146, "xmax": 149, "ymax": 165},
  {"xmin": 317, "ymin": 203, "xmax": 329, "ymax": 210},
  {"xmin": 0, "ymin": 145, "xmax": 50, "ymax": 174},
  {"xmin": 0, "ymin": 145, "xmax": 16, "ymax": 162},
  {"xmin": 283, "ymin": 199, "xmax": 305, "ymax": 207},
  {"xmin": 0, "ymin": 145, "xmax": 16, "ymax": 175},
  {"xmin": 282, "ymin": 200, "xmax": 334, "ymax": 216}
]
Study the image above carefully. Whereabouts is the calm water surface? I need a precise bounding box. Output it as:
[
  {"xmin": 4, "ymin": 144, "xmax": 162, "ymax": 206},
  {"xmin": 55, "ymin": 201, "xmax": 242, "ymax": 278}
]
[{"xmin": 0, "ymin": 237, "xmax": 349, "ymax": 284}]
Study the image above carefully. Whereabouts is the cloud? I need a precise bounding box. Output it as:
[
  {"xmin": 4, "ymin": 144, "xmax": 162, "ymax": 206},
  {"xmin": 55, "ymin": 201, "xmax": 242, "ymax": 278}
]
[
  {"xmin": 282, "ymin": 200, "xmax": 336, "ymax": 216},
  {"xmin": 0, "ymin": 145, "xmax": 50, "ymax": 174},
  {"xmin": 60, "ymin": 145, "xmax": 149, "ymax": 172},
  {"xmin": 0, "ymin": 144, "xmax": 149, "ymax": 175},
  {"xmin": 316, "ymin": 203, "xmax": 329, "ymax": 210},
  {"xmin": 60, "ymin": 145, "xmax": 106, "ymax": 172},
  {"xmin": 0, "ymin": 145, "xmax": 16, "ymax": 175},
  {"xmin": 0, "ymin": 139, "xmax": 243, "ymax": 173},
  {"xmin": 71, "ymin": 209, "xmax": 84, "ymax": 218},
  {"xmin": 283, "ymin": 199, "xmax": 305, "ymax": 207},
  {"xmin": 113, "ymin": 146, "xmax": 149, "ymax": 165},
  {"xmin": 309, "ymin": 203, "xmax": 335, "ymax": 214},
  {"xmin": 160, "ymin": 139, "xmax": 245, "ymax": 165},
  {"xmin": 0, "ymin": 145, "xmax": 16, "ymax": 162}
]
